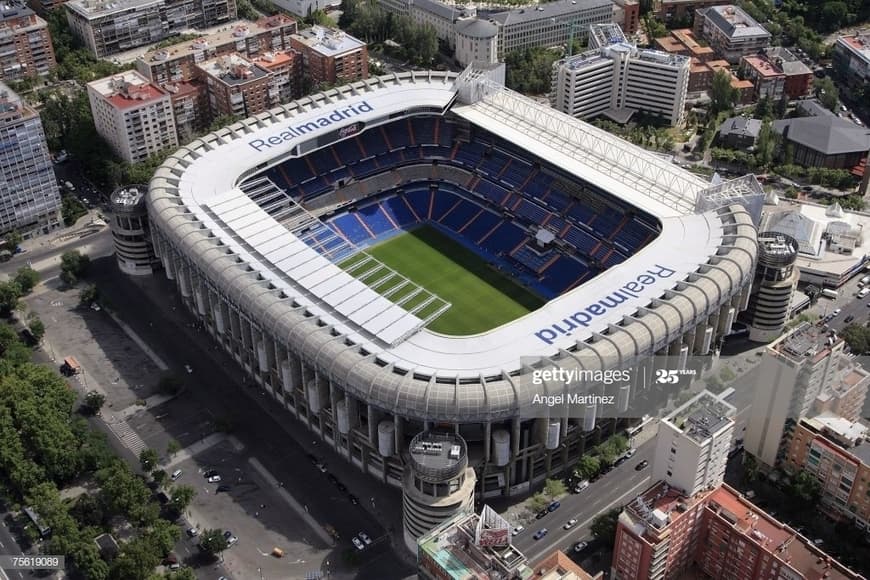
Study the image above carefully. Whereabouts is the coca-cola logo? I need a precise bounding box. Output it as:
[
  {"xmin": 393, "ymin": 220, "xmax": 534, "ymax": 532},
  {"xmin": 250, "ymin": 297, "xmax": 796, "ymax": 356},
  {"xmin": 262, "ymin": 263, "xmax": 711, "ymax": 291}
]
[{"xmin": 339, "ymin": 123, "xmax": 360, "ymax": 138}]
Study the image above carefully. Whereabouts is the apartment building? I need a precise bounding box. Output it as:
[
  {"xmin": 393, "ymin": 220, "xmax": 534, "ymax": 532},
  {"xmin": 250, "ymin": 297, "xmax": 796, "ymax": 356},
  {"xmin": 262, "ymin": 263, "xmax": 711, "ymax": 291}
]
[
  {"xmin": 833, "ymin": 30, "xmax": 869, "ymax": 89},
  {"xmin": 694, "ymin": 4, "xmax": 770, "ymax": 64},
  {"xmin": 160, "ymin": 79, "xmax": 204, "ymax": 141},
  {"xmin": 197, "ymin": 53, "xmax": 270, "ymax": 118},
  {"xmin": 744, "ymin": 322, "xmax": 870, "ymax": 468},
  {"xmin": 552, "ymin": 26, "xmax": 690, "ymax": 126},
  {"xmin": 87, "ymin": 71, "xmax": 178, "ymax": 163},
  {"xmin": 270, "ymin": 0, "xmax": 336, "ymax": 18},
  {"xmin": 135, "ymin": 15, "xmax": 298, "ymax": 85},
  {"xmin": 65, "ymin": 0, "xmax": 237, "ymax": 58},
  {"xmin": 740, "ymin": 46, "xmax": 812, "ymax": 101},
  {"xmin": 654, "ymin": 28, "xmax": 714, "ymax": 62},
  {"xmin": 783, "ymin": 414, "xmax": 870, "ymax": 529},
  {"xmin": 653, "ymin": 0, "xmax": 721, "ymax": 25},
  {"xmin": 0, "ymin": 81, "xmax": 61, "ymax": 237},
  {"xmin": 609, "ymin": 0, "xmax": 639, "ymax": 36},
  {"xmin": 653, "ymin": 391, "xmax": 734, "ymax": 496},
  {"xmin": 612, "ymin": 482, "xmax": 862, "ymax": 580},
  {"xmin": 290, "ymin": 25, "xmax": 367, "ymax": 86},
  {"xmin": 0, "ymin": 0, "xmax": 55, "ymax": 80},
  {"xmin": 251, "ymin": 49, "xmax": 302, "ymax": 106}
]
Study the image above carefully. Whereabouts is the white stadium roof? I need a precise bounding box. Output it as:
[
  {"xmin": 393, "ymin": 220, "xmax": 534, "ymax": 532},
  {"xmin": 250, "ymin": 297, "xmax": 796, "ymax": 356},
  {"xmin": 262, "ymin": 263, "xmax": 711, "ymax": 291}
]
[{"xmin": 153, "ymin": 71, "xmax": 757, "ymax": 382}]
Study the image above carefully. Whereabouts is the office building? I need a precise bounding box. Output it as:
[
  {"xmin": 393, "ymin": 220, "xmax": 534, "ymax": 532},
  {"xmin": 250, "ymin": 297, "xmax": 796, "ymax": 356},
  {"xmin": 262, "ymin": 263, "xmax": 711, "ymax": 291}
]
[
  {"xmin": 290, "ymin": 25, "xmax": 367, "ymax": 86},
  {"xmin": 65, "ymin": 0, "xmax": 237, "ymax": 58},
  {"xmin": 135, "ymin": 15, "xmax": 298, "ymax": 86},
  {"xmin": 403, "ymin": 431, "xmax": 475, "ymax": 553},
  {"xmin": 743, "ymin": 232, "xmax": 799, "ymax": 343},
  {"xmin": 0, "ymin": 81, "xmax": 61, "ymax": 237},
  {"xmin": 409, "ymin": 0, "xmax": 467, "ymax": 48},
  {"xmin": 87, "ymin": 71, "xmax": 178, "ymax": 163},
  {"xmin": 612, "ymin": 481, "xmax": 862, "ymax": 580},
  {"xmin": 694, "ymin": 5, "xmax": 771, "ymax": 64},
  {"xmin": 552, "ymin": 27, "xmax": 690, "ymax": 126},
  {"xmin": 109, "ymin": 184, "xmax": 159, "ymax": 275},
  {"xmin": 0, "ymin": 0, "xmax": 55, "ymax": 80},
  {"xmin": 491, "ymin": 0, "xmax": 612, "ymax": 57},
  {"xmin": 740, "ymin": 47, "xmax": 812, "ymax": 100},
  {"xmin": 653, "ymin": 391, "xmax": 734, "ymax": 496},
  {"xmin": 417, "ymin": 506, "xmax": 531, "ymax": 580},
  {"xmin": 783, "ymin": 414, "xmax": 870, "ymax": 528},
  {"xmin": 833, "ymin": 30, "xmax": 869, "ymax": 89},
  {"xmin": 744, "ymin": 321, "xmax": 869, "ymax": 468},
  {"xmin": 196, "ymin": 53, "xmax": 271, "ymax": 118}
]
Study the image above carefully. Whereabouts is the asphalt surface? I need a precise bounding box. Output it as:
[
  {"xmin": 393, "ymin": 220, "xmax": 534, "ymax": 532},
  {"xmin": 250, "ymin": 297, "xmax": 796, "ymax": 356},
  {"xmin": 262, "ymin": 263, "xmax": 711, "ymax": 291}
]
[
  {"xmin": 84, "ymin": 257, "xmax": 414, "ymax": 579},
  {"xmin": 0, "ymin": 519, "xmax": 40, "ymax": 580},
  {"xmin": 508, "ymin": 440, "xmax": 655, "ymax": 563}
]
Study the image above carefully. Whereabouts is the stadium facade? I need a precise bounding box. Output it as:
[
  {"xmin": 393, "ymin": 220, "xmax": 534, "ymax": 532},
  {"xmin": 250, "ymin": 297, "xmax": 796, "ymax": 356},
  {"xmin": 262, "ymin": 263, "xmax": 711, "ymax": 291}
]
[{"xmin": 147, "ymin": 70, "xmax": 760, "ymax": 502}]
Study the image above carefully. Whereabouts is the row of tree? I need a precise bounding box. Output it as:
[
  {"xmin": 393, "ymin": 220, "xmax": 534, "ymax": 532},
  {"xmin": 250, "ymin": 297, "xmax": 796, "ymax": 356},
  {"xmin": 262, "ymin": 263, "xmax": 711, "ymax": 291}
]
[
  {"xmin": 573, "ymin": 435, "xmax": 631, "ymax": 481},
  {"xmin": 505, "ymin": 47, "xmax": 561, "ymax": 95}
]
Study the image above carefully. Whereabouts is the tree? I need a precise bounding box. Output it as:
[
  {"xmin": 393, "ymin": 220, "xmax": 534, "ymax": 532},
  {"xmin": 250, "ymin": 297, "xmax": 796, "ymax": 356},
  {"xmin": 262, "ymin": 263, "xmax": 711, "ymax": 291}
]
[
  {"xmin": 0, "ymin": 281, "xmax": 22, "ymax": 317},
  {"xmin": 83, "ymin": 391, "xmax": 106, "ymax": 415},
  {"xmin": 710, "ymin": 69, "xmax": 738, "ymax": 114},
  {"xmin": 590, "ymin": 507, "xmax": 621, "ymax": 543},
  {"xmin": 162, "ymin": 568, "xmax": 197, "ymax": 580},
  {"xmin": 139, "ymin": 449, "xmax": 158, "ymax": 473},
  {"xmin": 166, "ymin": 440, "xmax": 181, "ymax": 456},
  {"xmin": 505, "ymin": 47, "xmax": 561, "ymax": 95},
  {"xmin": 788, "ymin": 470, "xmax": 821, "ymax": 503},
  {"xmin": 543, "ymin": 478, "xmax": 567, "ymax": 498},
  {"xmin": 819, "ymin": 1, "xmax": 848, "ymax": 32},
  {"xmin": 60, "ymin": 250, "xmax": 90, "ymax": 285},
  {"xmin": 151, "ymin": 469, "xmax": 167, "ymax": 487},
  {"xmin": 814, "ymin": 77, "xmax": 839, "ymax": 112},
  {"xmin": 754, "ymin": 121, "xmax": 778, "ymax": 169},
  {"xmin": 4, "ymin": 230, "xmax": 22, "ymax": 248},
  {"xmin": 79, "ymin": 284, "xmax": 99, "ymax": 306},
  {"xmin": 28, "ymin": 317, "xmax": 45, "ymax": 343},
  {"xmin": 528, "ymin": 492, "xmax": 550, "ymax": 513},
  {"xmin": 198, "ymin": 529, "xmax": 228, "ymax": 556},
  {"xmin": 169, "ymin": 484, "xmax": 196, "ymax": 514},
  {"xmin": 575, "ymin": 454, "xmax": 601, "ymax": 480},
  {"xmin": 13, "ymin": 266, "xmax": 39, "ymax": 294},
  {"xmin": 840, "ymin": 324, "xmax": 870, "ymax": 354}
]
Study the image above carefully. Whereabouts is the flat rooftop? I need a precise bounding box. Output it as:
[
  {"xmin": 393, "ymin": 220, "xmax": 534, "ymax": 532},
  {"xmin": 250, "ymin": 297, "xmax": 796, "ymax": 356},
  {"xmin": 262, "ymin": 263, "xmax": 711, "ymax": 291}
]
[
  {"xmin": 88, "ymin": 71, "xmax": 167, "ymax": 109},
  {"xmin": 589, "ymin": 22, "xmax": 627, "ymax": 48},
  {"xmin": 704, "ymin": 4, "xmax": 770, "ymax": 39},
  {"xmin": 291, "ymin": 25, "xmax": 365, "ymax": 57},
  {"xmin": 197, "ymin": 54, "xmax": 269, "ymax": 86},
  {"xmin": 665, "ymin": 391, "xmax": 734, "ymax": 443},
  {"xmin": 838, "ymin": 31, "xmax": 870, "ymax": 63},
  {"xmin": 66, "ymin": 0, "xmax": 164, "ymax": 20},
  {"xmin": 138, "ymin": 15, "xmax": 296, "ymax": 66}
]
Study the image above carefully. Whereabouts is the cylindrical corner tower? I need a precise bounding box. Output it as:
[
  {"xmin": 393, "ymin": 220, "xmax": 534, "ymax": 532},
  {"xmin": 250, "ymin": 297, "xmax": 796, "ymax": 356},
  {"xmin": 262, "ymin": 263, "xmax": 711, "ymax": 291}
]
[
  {"xmin": 402, "ymin": 431, "xmax": 475, "ymax": 553},
  {"xmin": 745, "ymin": 232, "xmax": 799, "ymax": 342},
  {"xmin": 110, "ymin": 184, "xmax": 159, "ymax": 275}
]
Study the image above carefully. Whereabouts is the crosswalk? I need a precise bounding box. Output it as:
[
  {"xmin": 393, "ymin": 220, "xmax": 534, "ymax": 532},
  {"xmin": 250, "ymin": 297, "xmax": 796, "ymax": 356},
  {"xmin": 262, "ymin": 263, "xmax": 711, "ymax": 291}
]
[{"xmin": 107, "ymin": 419, "xmax": 148, "ymax": 456}]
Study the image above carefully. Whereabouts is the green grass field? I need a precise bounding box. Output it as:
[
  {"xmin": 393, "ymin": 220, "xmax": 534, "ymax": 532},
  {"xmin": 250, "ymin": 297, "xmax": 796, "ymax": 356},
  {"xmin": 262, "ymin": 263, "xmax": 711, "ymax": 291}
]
[{"xmin": 341, "ymin": 226, "xmax": 544, "ymax": 335}]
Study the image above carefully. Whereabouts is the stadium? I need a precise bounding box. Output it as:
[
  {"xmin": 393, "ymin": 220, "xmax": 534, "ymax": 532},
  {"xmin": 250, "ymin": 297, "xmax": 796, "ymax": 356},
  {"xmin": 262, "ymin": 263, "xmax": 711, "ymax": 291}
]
[{"xmin": 147, "ymin": 69, "xmax": 760, "ymax": 501}]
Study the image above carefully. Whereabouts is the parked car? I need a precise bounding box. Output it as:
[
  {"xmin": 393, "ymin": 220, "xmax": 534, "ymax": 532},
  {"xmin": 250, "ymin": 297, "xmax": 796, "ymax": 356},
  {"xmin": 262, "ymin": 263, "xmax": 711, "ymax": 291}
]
[
  {"xmin": 186, "ymin": 528, "xmax": 199, "ymax": 538},
  {"xmin": 832, "ymin": 308, "xmax": 842, "ymax": 316},
  {"xmin": 203, "ymin": 470, "xmax": 218, "ymax": 478},
  {"xmin": 563, "ymin": 519, "xmax": 578, "ymax": 530},
  {"xmin": 352, "ymin": 537, "xmax": 365, "ymax": 550},
  {"xmin": 358, "ymin": 532, "xmax": 372, "ymax": 545},
  {"xmin": 574, "ymin": 480, "xmax": 590, "ymax": 493},
  {"xmin": 207, "ymin": 475, "xmax": 222, "ymax": 483},
  {"xmin": 536, "ymin": 509, "xmax": 549, "ymax": 519},
  {"xmin": 844, "ymin": 315, "xmax": 855, "ymax": 323},
  {"xmin": 533, "ymin": 528, "xmax": 549, "ymax": 540},
  {"xmin": 635, "ymin": 460, "xmax": 649, "ymax": 471},
  {"xmin": 512, "ymin": 526, "xmax": 524, "ymax": 536},
  {"xmin": 547, "ymin": 500, "xmax": 561, "ymax": 512},
  {"xmin": 573, "ymin": 541, "xmax": 589, "ymax": 553},
  {"xmin": 624, "ymin": 448, "xmax": 636, "ymax": 458}
]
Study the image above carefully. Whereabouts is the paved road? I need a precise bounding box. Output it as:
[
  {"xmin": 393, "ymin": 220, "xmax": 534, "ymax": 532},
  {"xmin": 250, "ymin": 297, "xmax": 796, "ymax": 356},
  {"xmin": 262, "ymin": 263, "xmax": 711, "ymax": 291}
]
[
  {"xmin": 509, "ymin": 440, "xmax": 655, "ymax": 563},
  {"xmin": 86, "ymin": 258, "xmax": 414, "ymax": 579},
  {"xmin": 0, "ymin": 517, "xmax": 39, "ymax": 580},
  {"xmin": 0, "ymin": 227, "xmax": 113, "ymax": 283}
]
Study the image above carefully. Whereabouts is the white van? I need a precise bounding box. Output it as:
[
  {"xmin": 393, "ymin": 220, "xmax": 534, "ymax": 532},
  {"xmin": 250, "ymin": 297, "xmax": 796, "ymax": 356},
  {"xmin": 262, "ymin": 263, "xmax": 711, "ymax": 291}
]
[
  {"xmin": 821, "ymin": 289, "xmax": 838, "ymax": 299},
  {"xmin": 171, "ymin": 469, "xmax": 183, "ymax": 481},
  {"xmin": 859, "ymin": 288, "xmax": 870, "ymax": 299}
]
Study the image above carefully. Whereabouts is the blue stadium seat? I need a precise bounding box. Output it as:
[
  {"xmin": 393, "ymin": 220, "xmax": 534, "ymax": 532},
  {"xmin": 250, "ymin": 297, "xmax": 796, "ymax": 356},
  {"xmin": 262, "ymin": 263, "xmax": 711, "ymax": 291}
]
[
  {"xmin": 514, "ymin": 200, "xmax": 550, "ymax": 225},
  {"xmin": 542, "ymin": 256, "xmax": 587, "ymax": 294},
  {"xmin": 463, "ymin": 210, "xmax": 501, "ymax": 242},
  {"xmin": 564, "ymin": 226, "xmax": 598, "ymax": 254},
  {"xmin": 330, "ymin": 213, "xmax": 372, "ymax": 245},
  {"xmin": 358, "ymin": 203, "xmax": 396, "ymax": 236},
  {"xmin": 440, "ymin": 199, "xmax": 481, "ymax": 232},
  {"xmin": 382, "ymin": 196, "xmax": 419, "ymax": 227},
  {"xmin": 474, "ymin": 180, "xmax": 509, "ymax": 205},
  {"xmin": 405, "ymin": 187, "xmax": 432, "ymax": 219},
  {"xmin": 414, "ymin": 118, "xmax": 436, "ymax": 145},
  {"xmin": 479, "ymin": 221, "xmax": 526, "ymax": 255},
  {"xmin": 512, "ymin": 245, "xmax": 555, "ymax": 273},
  {"xmin": 334, "ymin": 138, "xmax": 361, "ymax": 163},
  {"xmin": 431, "ymin": 190, "xmax": 459, "ymax": 221},
  {"xmin": 384, "ymin": 122, "xmax": 411, "ymax": 149}
]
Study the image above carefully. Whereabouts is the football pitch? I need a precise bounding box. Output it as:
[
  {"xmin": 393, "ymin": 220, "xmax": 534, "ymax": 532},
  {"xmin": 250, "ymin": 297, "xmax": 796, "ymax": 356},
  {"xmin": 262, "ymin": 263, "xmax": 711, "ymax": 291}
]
[{"xmin": 342, "ymin": 226, "xmax": 544, "ymax": 335}]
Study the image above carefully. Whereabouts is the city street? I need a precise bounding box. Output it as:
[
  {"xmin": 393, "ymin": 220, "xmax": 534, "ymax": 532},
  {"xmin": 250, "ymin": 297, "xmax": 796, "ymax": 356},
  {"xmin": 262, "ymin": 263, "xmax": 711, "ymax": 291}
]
[{"xmin": 508, "ymin": 439, "xmax": 655, "ymax": 563}]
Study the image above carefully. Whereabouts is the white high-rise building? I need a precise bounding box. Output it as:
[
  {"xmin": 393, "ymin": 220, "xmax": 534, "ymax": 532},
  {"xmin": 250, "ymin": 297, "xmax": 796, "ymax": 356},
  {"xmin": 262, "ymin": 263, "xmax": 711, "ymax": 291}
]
[
  {"xmin": 653, "ymin": 390, "xmax": 735, "ymax": 495},
  {"xmin": 87, "ymin": 71, "xmax": 178, "ymax": 164},
  {"xmin": 551, "ymin": 25, "xmax": 690, "ymax": 126}
]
